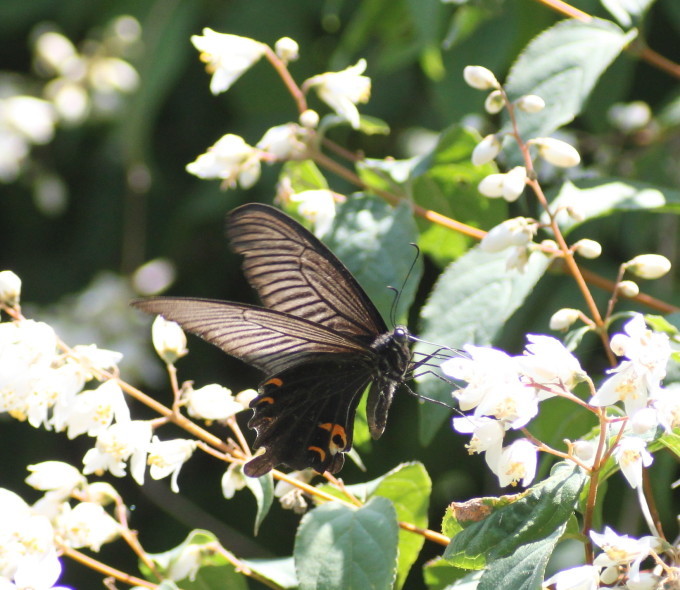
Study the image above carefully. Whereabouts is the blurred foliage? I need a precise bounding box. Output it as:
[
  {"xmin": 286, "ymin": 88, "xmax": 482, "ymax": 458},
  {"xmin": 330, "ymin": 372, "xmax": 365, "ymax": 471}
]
[{"xmin": 1, "ymin": 0, "xmax": 679, "ymax": 587}]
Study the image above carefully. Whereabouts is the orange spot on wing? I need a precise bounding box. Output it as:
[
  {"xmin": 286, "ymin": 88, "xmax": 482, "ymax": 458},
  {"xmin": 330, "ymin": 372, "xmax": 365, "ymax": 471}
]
[
  {"xmin": 307, "ymin": 446, "xmax": 327, "ymax": 462},
  {"xmin": 264, "ymin": 377, "xmax": 283, "ymax": 387}
]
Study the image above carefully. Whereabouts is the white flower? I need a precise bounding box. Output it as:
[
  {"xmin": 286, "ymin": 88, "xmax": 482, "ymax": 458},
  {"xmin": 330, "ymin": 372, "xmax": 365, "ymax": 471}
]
[
  {"xmin": 549, "ymin": 308, "xmax": 581, "ymax": 331},
  {"xmin": 289, "ymin": 190, "xmax": 337, "ymax": 237},
  {"xmin": 613, "ymin": 436, "xmax": 653, "ymax": 489},
  {"xmin": 625, "ymin": 254, "xmax": 672, "ymax": 280},
  {"xmin": 147, "ymin": 437, "xmax": 196, "ymax": 493},
  {"xmin": 477, "ymin": 173, "xmax": 505, "ymax": 198},
  {"xmin": 492, "ymin": 439, "xmax": 537, "ymax": 487},
  {"xmin": 257, "ymin": 123, "xmax": 307, "ymax": 160},
  {"xmin": 463, "ymin": 65, "xmax": 499, "ymax": 90},
  {"xmin": 543, "ymin": 564, "xmax": 600, "ymax": 590},
  {"xmin": 151, "ymin": 316, "xmax": 188, "ymax": 364},
  {"xmin": 71, "ymin": 344, "xmax": 123, "ymax": 376},
  {"xmin": 502, "ymin": 166, "xmax": 527, "ymax": 201},
  {"xmin": 573, "ymin": 239, "xmax": 602, "ymax": 259},
  {"xmin": 304, "ymin": 59, "xmax": 371, "ymax": 129},
  {"xmin": 10, "ymin": 550, "xmax": 68, "ymax": 590},
  {"xmin": 572, "ymin": 440, "xmax": 597, "ymax": 465},
  {"xmin": 474, "ymin": 381, "xmax": 539, "ymax": 429},
  {"xmin": 25, "ymin": 461, "xmax": 85, "ymax": 497},
  {"xmin": 184, "ymin": 384, "xmax": 243, "ymax": 421},
  {"xmin": 0, "ymin": 270, "xmax": 21, "ymax": 305},
  {"xmin": 442, "ymin": 346, "xmax": 521, "ymax": 412},
  {"xmin": 530, "ymin": 137, "xmax": 581, "ymax": 167},
  {"xmin": 274, "ymin": 470, "xmax": 315, "ymax": 513},
  {"xmin": 1, "ymin": 96, "xmax": 57, "ymax": 144},
  {"xmin": 82, "ymin": 420, "xmax": 152, "ymax": 484},
  {"xmin": 166, "ymin": 543, "xmax": 203, "ymax": 582},
  {"xmin": 590, "ymin": 362, "xmax": 649, "ymax": 416},
  {"xmin": 186, "ymin": 133, "xmax": 261, "ymax": 188},
  {"xmin": 608, "ymin": 101, "xmax": 651, "ymax": 133},
  {"xmin": 190, "ymin": 28, "xmax": 266, "ymax": 94},
  {"xmin": 650, "ymin": 383, "xmax": 680, "ymax": 433},
  {"xmin": 452, "ymin": 416, "xmax": 504, "ymax": 467},
  {"xmin": 480, "ymin": 217, "xmax": 537, "ymax": 253},
  {"xmin": 274, "ymin": 37, "xmax": 299, "ymax": 62},
  {"xmin": 471, "ymin": 134, "xmax": 501, "ymax": 166},
  {"xmin": 56, "ymin": 502, "xmax": 120, "ymax": 551},
  {"xmin": 222, "ymin": 463, "xmax": 247, "ymax": 499},
  {"xmin": 629, "ymin": 407, "xmax": 658, "ymax": 434},
  {"xmin": 518, "ymin": 334, "xmax": 585, "ymax": 391},
  {"xmin": 516, "ymin": 94, "xmax": 545, "ymax": 113},
  {"xmin": 610, "ymin": 314, "xmax": 670, "ymax": 385},
  {"xmin": 58, "ymin": 380, "xmax": 130, "ymax": 439},
  {"xmin": 590, "ymin": 526, "xmax": 660, "ymax": 581}
]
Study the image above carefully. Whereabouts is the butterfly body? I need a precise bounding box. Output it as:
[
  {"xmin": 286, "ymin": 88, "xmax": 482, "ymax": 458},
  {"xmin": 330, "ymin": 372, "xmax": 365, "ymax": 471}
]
[{"xmin": 132, "ymin": 203, "xmax": 412, "ymax": 476}]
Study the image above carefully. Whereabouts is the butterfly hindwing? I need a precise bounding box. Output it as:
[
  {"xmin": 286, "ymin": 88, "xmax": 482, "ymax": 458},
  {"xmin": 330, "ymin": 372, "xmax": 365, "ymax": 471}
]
[
  {"xmin": 227, "ymin": 203, "xmax": 388, "ymax": 339},
  {"xmin": 244, "ymin": 358, "xmax": 374, "ymax": 477}
]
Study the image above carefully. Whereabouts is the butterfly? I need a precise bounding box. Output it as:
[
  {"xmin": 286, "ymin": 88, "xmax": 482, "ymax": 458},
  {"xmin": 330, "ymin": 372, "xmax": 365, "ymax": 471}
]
[{"xmin": 132, "ymin": 203, "xmax": 412, "ymax": 477}]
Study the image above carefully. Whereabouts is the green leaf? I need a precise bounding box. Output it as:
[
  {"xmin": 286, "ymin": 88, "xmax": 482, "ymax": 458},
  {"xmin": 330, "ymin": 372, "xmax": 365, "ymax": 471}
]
[
  {"xmin": 142, "ymin": 530, "xmax": 247, "ymax": 590},
  {"xmin": 545, "ymin": 178, "xmax": 680, "ymax": 234},
  {"xmin": 295, "ymin": 496, "xmax": 399, "ymax": 590},
  {"xmin": 415, "ymin": 247, "xmax": 552, "ymax": 445},
  {"xmin": 443, "ymin": 464, "xmax": 586, "ymax": 587},
  {"xmin": 241, "ymin": 557, "xmax": 299, "ymax": 589},
  {"xmin": 503, "ymin": 18, "xmax": 636, "ymax": 143},
  {"xmin": 422, "ymin": 557, "xmax": 472, "ymax": 590},
  {"xmin": 244, "ymin": 471, "xmax": 274, "ymax": 535},
  {"xmin": 658, "ymin": 430, "xmax": 680, "ymax": 459},
  {"xmin": 411, "ymin": 125, "xmax": 506, "ymax": 265},
  {"xmin": 280, "ymin": 160, "xmax": 329, "ymax": 194},
  {"xmin": 324, "ymin": 195, "xmax": 423, "ymax": 323},
  {"xmin": 316, "ymin": 462, "xmax": 431, "ymax": 589}
]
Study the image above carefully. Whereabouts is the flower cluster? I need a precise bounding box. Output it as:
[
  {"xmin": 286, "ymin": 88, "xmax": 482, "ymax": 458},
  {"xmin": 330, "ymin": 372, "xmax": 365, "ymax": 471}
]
[
  {"xmin": 444, "ymin": 314, "xmax": 676, "ymax": 490},
  {"xmin": 184, "ymin": 28, "xmax": 376, "ymax": 233}
]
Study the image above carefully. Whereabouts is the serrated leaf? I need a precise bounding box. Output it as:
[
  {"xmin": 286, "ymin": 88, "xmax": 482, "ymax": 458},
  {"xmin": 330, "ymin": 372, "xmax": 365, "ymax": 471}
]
[
  {"xmin": 415, "ymin": 247, "xmax": 551, "ymax": 445},
  {"xmin": 324, "ymin": 195, "xmax": 422, "ymax": 323},
  {"xmin": 295, "ymin": 496, "xmax": 399, "ymax": 590},
  {"xmin": 545, "ymin": 179, "xmax": 680, "ymax": 234},
  {"xmin": 244, "ymin": 471, "xmax": 274, "ymax": 535},
  {"xmin": 142, "ymin": 530, "xmax": 247, "ymax": 590},
  {"xmin": 316, "ymin": 463, "xmax": 431, "ymax": 589},
  {"xmin": 443, "ymin": 464, "xmax": 586, "ymax": 572},
  {"xmin": 241, "ymin": 557, "xmax": 298, "ymax": 589},
  {"xmin": 503, "ymin": 18, "xmax": 636, "ymax": 143}
]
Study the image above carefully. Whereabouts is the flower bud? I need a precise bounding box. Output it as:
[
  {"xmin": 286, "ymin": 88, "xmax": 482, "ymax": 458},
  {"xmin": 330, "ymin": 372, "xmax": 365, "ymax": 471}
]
[
  {"xmin": 484, "ymin": 90, "xmax": 504, "ymax": 114},
  {"xmin": 625, "ymin": 254, "xmax": 671, "ymax": 279},
  {"xmin": 530, "ymin": 137, "xmax": 581, "ymax": 167},
  {"xmin": 573, "ymin": 239, "xmax": 602, "ymax": 259},
  {"xmin": 608, "ymin": 101, "xmax": 651, "ymax": 133},
  {"xmin": 540, "ymin": 239, "xmax": 559, "ymax": 252},
  {"xmin": 549, "ymin": 308, "xmax": 580, "ymax": 331},
  {"xmin": 299, "ymin": 109, "xmax": 319, "ymax": 128},
  {"xmin": 477, "ymin": 173, "xmax": 505, "ymax": 198},
  {"xmin": 463, "ymin": 65, "xmax": 499, "ymax": 90},
  {"xmin": 480, "ymin": 217, "xmax": 537, "ymax": 253},
  {"xmin": 0, "ymin": 270, "xmax": 21, "ymax": 305},
  {"xmin": 630, "ymin": 407, "xmax": 658, "ymax": 434},
  {"xmin": 471, "ymin": 134, "xmax": 501, "ymax": 166},
  {"xmin": 617, "ymin": 280, "xmax": 640, "ymax": 297},
  {"xmin": 516, "ymin": 94, "xmax": 545, "ymax": 113},
  {"xmin": 572, "ymin": 440, "xmax": 596, "ymax": 462},
  {"xmin": 275, "ymin": 37, "xmax": 299, "ymax": 62},
  {"xmin": 152, "ymin": 316, "xmax": 188, "ymax": 364},
  {"xmin": 502, "ymin": 166, "xmax": 527, "ymax": 202}
]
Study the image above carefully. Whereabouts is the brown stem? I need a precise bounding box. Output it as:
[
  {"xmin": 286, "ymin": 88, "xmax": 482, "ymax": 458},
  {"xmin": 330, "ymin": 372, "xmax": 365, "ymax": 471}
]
[
  {"xmin": 642, "ymin": 469, "xmax": 666, "ymax": 542},
  {"xmin": 264, "ymin": 47, "xmax": 307, "ymax": 114},
  {"xmin": 61, "ymin": 545, "xmax": 156, "ymax": 588}
]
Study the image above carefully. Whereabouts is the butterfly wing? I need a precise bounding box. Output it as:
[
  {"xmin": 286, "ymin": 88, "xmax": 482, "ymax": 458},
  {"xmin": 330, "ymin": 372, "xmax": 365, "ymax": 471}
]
[
  {"xmin": 244, "ymin": 358, "xmax": 374, "ymax": 477},
  {"xmin": 226, "ymin": 203, "xmax": 387, "ymax": 340},
  {"xmin": 131, "ymin": 297, "xmax": 373, "ymax": 375}
]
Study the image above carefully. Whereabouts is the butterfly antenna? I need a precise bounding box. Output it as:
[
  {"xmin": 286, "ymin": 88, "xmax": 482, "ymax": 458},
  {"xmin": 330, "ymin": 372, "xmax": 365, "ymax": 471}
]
[{"xmin": 388, "ymin": 243, "xmax": 421, "ymax": 327}]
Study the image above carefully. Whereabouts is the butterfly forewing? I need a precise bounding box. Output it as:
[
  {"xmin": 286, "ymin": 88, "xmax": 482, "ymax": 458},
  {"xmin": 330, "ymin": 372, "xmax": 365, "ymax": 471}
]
[
  {"xmin": 131, "ymin": 298, "xmax": 373, "ymax": 375},
  {"xmin": 227, "ymin": 204, "xmax": 387, "ymax": 339}
]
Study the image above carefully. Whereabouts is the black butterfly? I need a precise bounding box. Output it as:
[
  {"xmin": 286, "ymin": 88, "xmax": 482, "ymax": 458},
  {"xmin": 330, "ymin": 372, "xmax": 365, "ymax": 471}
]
[{"xmin": 132, "ymin": 203, "xmax": 412, "ymax": 477}]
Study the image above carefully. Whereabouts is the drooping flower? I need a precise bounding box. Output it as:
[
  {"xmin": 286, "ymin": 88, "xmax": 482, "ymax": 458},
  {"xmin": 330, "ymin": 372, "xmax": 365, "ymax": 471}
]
[
  {"xmin": 147, "ymin": 437, "xmax": 196, "ymax": 493},
  {"xmin": 186, "ymin": 133, "xmax": 261, "ymax": 188}
]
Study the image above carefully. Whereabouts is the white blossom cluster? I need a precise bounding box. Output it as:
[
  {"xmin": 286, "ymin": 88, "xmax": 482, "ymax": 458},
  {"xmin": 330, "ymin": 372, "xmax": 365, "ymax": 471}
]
[
  {"xmin": 0, "ymin": 270, "xmax": 256, "ymax": 586},
  {"xmin": 184, "ymin": 28, "xmax": 376, "ymax": 236}
]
